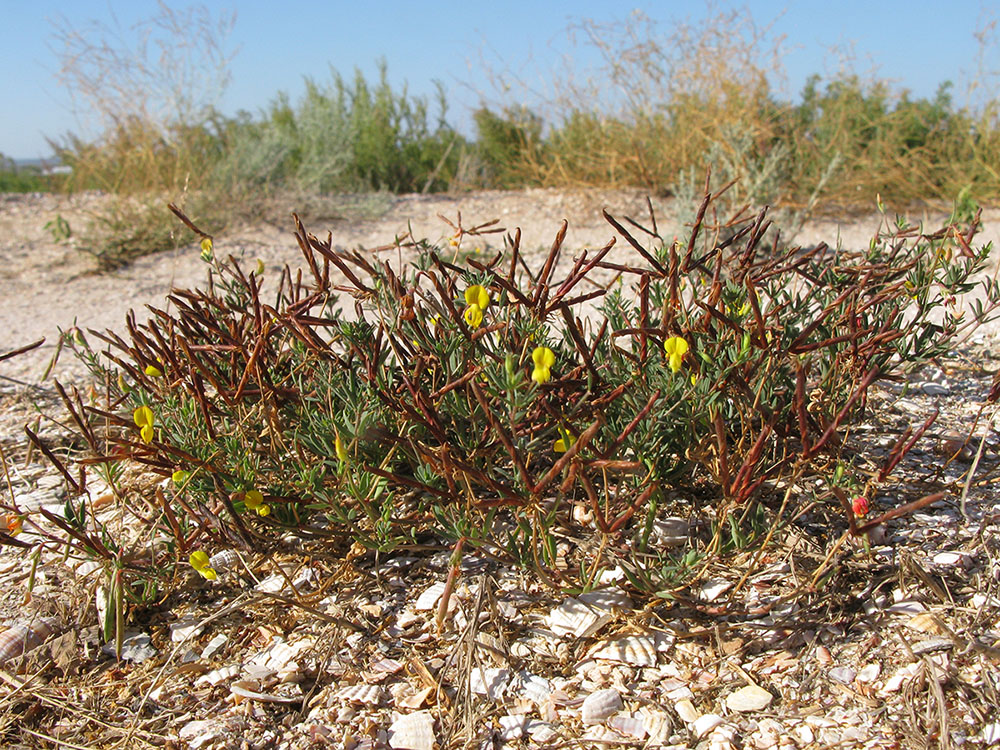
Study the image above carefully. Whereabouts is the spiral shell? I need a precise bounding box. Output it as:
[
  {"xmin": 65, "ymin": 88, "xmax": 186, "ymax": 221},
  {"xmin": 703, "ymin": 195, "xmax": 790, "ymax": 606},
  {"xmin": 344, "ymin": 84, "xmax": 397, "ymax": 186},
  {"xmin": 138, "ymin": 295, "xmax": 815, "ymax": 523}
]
[
  {"xmin": 0, "ymin": 617, "xmax": 60, "ymax": 666},
  {"xmin": 208, "ymin": 549, "xmax": 241, "ymax": 573}
]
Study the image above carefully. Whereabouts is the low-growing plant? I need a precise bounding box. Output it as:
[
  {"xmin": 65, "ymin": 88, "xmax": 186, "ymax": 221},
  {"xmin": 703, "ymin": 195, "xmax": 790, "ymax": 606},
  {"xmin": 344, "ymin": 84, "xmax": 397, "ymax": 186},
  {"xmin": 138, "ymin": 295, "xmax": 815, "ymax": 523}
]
[{"xmin": 9, "ymin": 185, "xmax": 999, "ymax": 646}]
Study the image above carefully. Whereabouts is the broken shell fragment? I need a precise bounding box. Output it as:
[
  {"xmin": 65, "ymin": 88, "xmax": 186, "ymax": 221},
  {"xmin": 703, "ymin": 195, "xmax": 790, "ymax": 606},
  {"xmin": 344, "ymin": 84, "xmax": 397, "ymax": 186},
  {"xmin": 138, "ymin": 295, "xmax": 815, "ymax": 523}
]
[
  {"xmin": 581, "ymin": 688, "xmax": 623, "ymax": 725},
  {"xmin": 230, "ymin": 680, "xmax": 301, "ymax": 704},
  {"xmin": 0, "ymin": 616, "xmax": 59, "ymax": 666},
  {"xmin": 546, "ymin": 598, "xmax": 612, "ymax": 638},
  {"xmin": 334, "ymin": 683, "xmax": 385, "ymax": 706},
  {"xmin": 388, "ymin": 710, "xmax": 436, "ymax": 750},
  {"xmin": 588, "ymin": 634, "xmax": 657, "ymax": 667}
]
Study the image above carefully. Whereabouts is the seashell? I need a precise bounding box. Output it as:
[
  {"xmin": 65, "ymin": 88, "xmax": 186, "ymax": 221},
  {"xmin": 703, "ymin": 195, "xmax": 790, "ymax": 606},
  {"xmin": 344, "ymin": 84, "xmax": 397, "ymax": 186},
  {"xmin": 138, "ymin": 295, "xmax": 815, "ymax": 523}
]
[
  {"xmin": 697, "ymin": 578, "xmax": 732, "ymax": 602},
  {"xmin": 581, "ymin": 688, "xmax": 623, "ymax": 725},
  {"xmin": 498, "ymin": 714, "xmax": 530, "ymax": 741},
  {"xmin": 334, "ymin": 683, "xmax": 385, "ymax": 706},
  {"xmin": 0, "ymin": 616, "xmax": 59, "ymax": 666},
  {"xmin": 388, "ymin": 710, "xmax": 435, "ymax": 750},
  {"xmin": 588, "ymin": 634, "xmax": 657, "ymax": 667},
  {"xmin": 546, "ymin": 598, "xmax": 612, "ymax": 638},
  {"xmin": 516, "ymin": 672, "xmax": 552, "ymax": 705},
  {"xmin": 469, "ymin": 667, "xmax": 509, "ymax": 700},
  {"xmin": 370, "ymin": 657, "xmax": 405, "ymax": 674},
  {"xmin": 414, "ymin": 582, "xmax": 447, "ymax": 611},
  {"xmin": 577, "ymin": 588, "xmax": 633, "ymax": 611},
  {"xmin": 208, "ymin": 549, "xmax": 241, "ymax": 573},
  {"xmin": 609, "ymin": 712, "xmax": 648, "ymax": 739},
  {"xmin": 230, "ymin": 679, "xmax": 301, "ymax": 704}
]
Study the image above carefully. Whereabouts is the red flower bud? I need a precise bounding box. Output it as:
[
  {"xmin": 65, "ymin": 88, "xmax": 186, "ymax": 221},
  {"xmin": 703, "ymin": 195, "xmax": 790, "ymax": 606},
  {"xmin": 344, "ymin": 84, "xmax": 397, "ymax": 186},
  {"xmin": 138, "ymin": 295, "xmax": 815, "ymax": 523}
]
[{"xmin": 851, "ymin": 495, "xmax": 869, "ymax": 517}]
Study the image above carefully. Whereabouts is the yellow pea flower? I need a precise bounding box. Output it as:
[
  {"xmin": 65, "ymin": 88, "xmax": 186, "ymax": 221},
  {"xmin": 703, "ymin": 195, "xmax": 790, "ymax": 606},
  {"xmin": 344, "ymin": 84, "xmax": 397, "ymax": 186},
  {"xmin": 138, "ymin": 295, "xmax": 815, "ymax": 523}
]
[
  {"xmin": 464, "ymin": 303, "xmax": 484, "ymax": 328},
  {"xmin": 133, "ymin": 405, "xmax": 155, "ymax": 444},
  {"xmin": 531, "ymin": 346, "xmax": 555, "ymax": 385},
  {"xmin": 465, "ymin": 285, "xmax": 490, "ymax": 310},
  {"xmin": 199, "ymin": 237, "xmax": 213, "ymax": 262},
  {"xmin": 335, "ymin": 432, "xmax": 349, "ymax": 463},
  {"xmin": 172, "ymin": 469, "xmax": 190, "ymax": 487},
  {"xmin": 189, "ymin": 550, "xmax": 217, "ymax": 581},
  {"xmin": 554, "ymin": 425, "xmax": 576, "ymax": 453},
  {"xmin": 244, "ymin": 490, "xmax": 271, "ymax": 517},
  {"xmin": 144, "ymin": 356, "xmax": 165, "ymax": 378},
  {"xmin": 663, "ymin": 336, "xmax": 689, "ymax": 373}
]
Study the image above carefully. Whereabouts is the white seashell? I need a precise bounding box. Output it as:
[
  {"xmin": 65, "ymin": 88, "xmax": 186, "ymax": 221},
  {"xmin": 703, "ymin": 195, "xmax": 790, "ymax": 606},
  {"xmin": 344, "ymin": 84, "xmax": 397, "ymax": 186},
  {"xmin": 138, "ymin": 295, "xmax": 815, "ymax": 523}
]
[
  {"xmin": 0, "ymin": 616, "xmax": 59, "ymax": 666},
  {"xmin": 609, "ymin": 712, "xmax": 647, "ymax": 739},
  {"xmin": 692, "ymin": 714, "xmax": 724, "ymax": 738},
  {"xmin": 230, "ymin": 679, "xmax": 300, "ymax": 704},
  {"xmin": 370, "ymin": 657, "xmax": 405, "ymax": 674},
  {"xmin": 516, "ymin": 672, "xmax": 553, "ymax": 705},
  {"xmin": 414, "ymin": 582, "xmax": 447, "ymax": 611},
  {"xmin": 546, "ymin": 598, "xmax": 612, "ymax": 638},
  {"xmin": 170, "ymin": 616, "xmax": 204, "ymax": 643},
  {"xmin": 581, "ymin": 688, "xmax": 623, "ymax": 725},
  {"xmin": 469, "ymin": 667, "xmax": 509, "ymax": 699},
  {"xmin": 577, "ymin": 588, "xmax": 633, "ymax": 611},
  {"xmin": 725, "ymin": 684, "xmax": 772, "ymax": 712},
  {"xmin": 196, "ymin": 665, "xmax": 239, "ymax": 686},
  {"xmin": 498, "ymin": 714, "xmax": 530, "ymax": 741},
  {"xmin": 589, "ymin": 634, "xmax": 657, "ymax": 667},
  {"xmin": 208, "ymin": 549, "xmax": 241, "ymax": 573},
  {"xmin": 255, "ymin": 566, "xmax": 315, "ymax": 594},
  {"xmin": 388, "ymin": 710, "xmax": 435, "ymax": 750},
  {"xmin": 334, "ymin": 683, "xmax": 384, "ymax": 706},
  {"xmin": 697, "ymin": 579, "xmax": 732, "ymax": 602},
  {"xmin": 651, "ymin": 517, "xmax": 689, "ymax": 546}
]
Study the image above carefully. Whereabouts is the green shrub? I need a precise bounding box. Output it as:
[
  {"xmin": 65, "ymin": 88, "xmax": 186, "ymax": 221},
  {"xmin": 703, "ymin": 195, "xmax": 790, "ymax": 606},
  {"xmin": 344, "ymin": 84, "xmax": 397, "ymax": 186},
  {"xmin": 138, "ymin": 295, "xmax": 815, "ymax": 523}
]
[{"xmin": 15, "ymin": 187, "xmax": 998, "ymax": 642}]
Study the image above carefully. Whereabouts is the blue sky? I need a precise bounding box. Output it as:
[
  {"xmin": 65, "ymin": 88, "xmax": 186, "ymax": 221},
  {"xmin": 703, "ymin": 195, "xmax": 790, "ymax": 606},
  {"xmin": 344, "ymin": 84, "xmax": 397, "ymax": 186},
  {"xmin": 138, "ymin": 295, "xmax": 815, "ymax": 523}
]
[{"xmin": 1, "ymin": 1, "xmax": 996, "ymax": 159}]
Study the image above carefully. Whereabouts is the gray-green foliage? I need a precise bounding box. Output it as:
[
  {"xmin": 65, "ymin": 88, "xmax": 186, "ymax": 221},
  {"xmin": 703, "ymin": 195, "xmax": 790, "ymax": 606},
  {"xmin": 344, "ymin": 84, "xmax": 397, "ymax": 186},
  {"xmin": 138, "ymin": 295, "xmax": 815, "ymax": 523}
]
[{"xmin": 213, "ymin": 60, "xmax": 463, "ymax": 196}]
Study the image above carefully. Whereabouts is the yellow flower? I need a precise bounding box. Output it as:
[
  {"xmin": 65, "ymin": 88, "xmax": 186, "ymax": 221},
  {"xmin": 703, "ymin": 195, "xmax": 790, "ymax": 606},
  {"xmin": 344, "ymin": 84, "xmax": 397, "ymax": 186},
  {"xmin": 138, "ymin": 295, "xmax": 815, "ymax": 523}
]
[
  {"xmin": 663, "ymin": 336, "xmax": 689, "ymax": 373},
  {"xmin": 465, "ymin": 285, "xmax": 490, "ymax": 310},
  {"xmin": 189, "ymin": 550, "xmax": 217, "ymax": 581},
  {"xmin": 144, "ymin": 356, "xmax": 164, "ymax": 377},
  {"xmin": 6, "ymin": 514, "xmax": 22, "ymax": 536},
  {"xmin": 256, "ymin": 258, "xmax": 266, "ymax": 275},
  {"xmin": 554, "ymin": 425, "xmax": 576, "ymax": 453},
  {"xmin": 244, "ymin": 490, "xmax": 271, "ymax": 517},
  {"xmin": 172, "ymin": 469, "xmax": 190, "ymax": 487},
  {"xmin": 464, "ymin": 303, "xmax": 484, "ymax": 328},
  {"xmin": 133, "ymin": 405, "xmax": 155, "ymax": 444},
  {"xmin": 199, "ymin": 237, "xmax": 213, "ymax": 262},
  {"xmin": 531, "ymin": 346, "xmax": 555, "ymax": 385},
  {"xmin": 335, "ymin": 433, "xmax": 349, "ymax": 463}
]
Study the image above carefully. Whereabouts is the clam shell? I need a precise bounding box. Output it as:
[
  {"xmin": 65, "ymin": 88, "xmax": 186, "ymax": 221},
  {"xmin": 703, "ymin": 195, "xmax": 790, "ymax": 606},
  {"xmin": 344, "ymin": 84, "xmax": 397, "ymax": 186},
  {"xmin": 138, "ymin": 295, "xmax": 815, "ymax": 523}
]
[
  {"xmin": 388, "ymin": 710, "xmax": 435, "ymax": 750},
  {"xmin": 516, "ymin": 672, "xmax": 553, "ymax": 705},
  {"xmin": 334, "ymin": 683, "xmax": 384, "ymax": 706},
  {"xmin": 581, "ymin": 688, "xmax": 623, "ymax": 725},
  {"xmin": 588, "ymin": 634, "xmax": 657, "ymax": 667},
  {"xmin": 230, "ymin": 679, "xmax": 300, "ymax": 704},
  {"xmin": 469, "ymin": 666, "xmax": 509, "ymax": 699},
  {"xmin": 546, "ymin": 598, "xmax": 611, "ymax": 638},
  {"xmin": 414, "ymin": 582, "xmax": 447, "ymax": 611},
  {"xmin": 0, "ymin": 616, "xmax": 59, "ymax": 666},
  {"xmin": 609, "ymin": 712, "xmax": 647, "ymax": 739}
]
